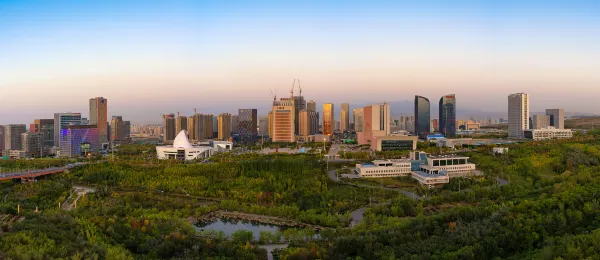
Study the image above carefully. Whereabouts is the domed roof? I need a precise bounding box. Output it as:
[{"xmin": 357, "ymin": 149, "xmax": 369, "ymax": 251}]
[{"xmin": 173, "ymin": 130, "xmax": 193, "ymax": 148}]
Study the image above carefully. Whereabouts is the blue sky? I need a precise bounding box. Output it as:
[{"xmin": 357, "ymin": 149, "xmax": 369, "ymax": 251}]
[{"xmin": 1, "ymin": 0, "xmax": 599, "ymax": 123}]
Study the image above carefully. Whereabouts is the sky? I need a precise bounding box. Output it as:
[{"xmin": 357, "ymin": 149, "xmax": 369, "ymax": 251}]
[{"xmin": 1, "ymin": 0, "xmax": 599, "ymax": 124}]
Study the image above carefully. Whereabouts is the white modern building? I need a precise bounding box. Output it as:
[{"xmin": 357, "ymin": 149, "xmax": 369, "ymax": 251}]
[
  {"xmin": 419, "ymin": 155, "xmax": 477, "ymax": 178},
  {"xmin": 508, "ymin": 93, "xmax": 529, "ymax": 139},
  {"xmin": 524, "ymin": 127, "xmax": 573, "ymax": 140},
  {"xmin": 355, "ymin": 160, "xmax": 412, "ymax": 178},
  {"xmin": 156, "ymin": 131, "xmax": 212, "ymax": 160},
  {"xmin": 354, "ymin": 151, "xmax": 479, "ymax": 187}
]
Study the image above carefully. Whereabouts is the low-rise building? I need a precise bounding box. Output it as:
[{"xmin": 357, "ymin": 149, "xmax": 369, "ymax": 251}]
[
  {"xmin": 371, "ymin": 135, "xmax": 418, "ymax": 151},
  {"xmin": 355, "ymin": 160, "xmax": 412, "ymax": 178},
  {"xmin": 354, "ymin": 151, "xmax": 479, "ymax": 187},
  {"xmin": 524, "ymin": 127, "xmax": 573, "ymax": 140}
]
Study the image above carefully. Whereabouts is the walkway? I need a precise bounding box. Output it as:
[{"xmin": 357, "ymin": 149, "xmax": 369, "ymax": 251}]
[
  {"xmin": 0, "ymin": 162, "xmax": 86, "ymax": 181},
  {"xmin": 62, "ymin": 185, "xmax": 97, "ymax": 211}
]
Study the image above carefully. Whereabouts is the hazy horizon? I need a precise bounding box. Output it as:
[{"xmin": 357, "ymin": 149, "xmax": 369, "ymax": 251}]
[{"xmin": 1, "ymin": 0, "xmax": 599, "ymax": 124}]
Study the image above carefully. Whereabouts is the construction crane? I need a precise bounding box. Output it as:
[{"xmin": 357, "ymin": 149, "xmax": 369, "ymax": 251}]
[
  {"xmin": 269, "ymin": 89, "xmax": 277, "ymax": 102},
  {"xmin": 290, "ymin": 79, "xmax": 296, "ymax": 98},
  {"xmin": 298, "ymin": 79, "xmax": 302, "ymax": 98}
]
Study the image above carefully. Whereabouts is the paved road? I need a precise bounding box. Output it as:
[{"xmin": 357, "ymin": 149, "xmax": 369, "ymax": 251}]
[{"xmin": 0, "ymin": 162, "xmax": 87, "ymax": 181}]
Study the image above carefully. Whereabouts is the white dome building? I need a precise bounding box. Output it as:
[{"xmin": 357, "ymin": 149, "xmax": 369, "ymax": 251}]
[{"xmin": 156, "ymin": 131, "xmax": 213, "ymax": 160}]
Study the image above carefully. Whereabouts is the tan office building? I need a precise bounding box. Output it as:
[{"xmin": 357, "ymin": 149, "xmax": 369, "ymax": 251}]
[
  {"xmin": 218, "ymin": 113, "xmax": 232, "ymax": 140},
  {"xmin": 176, "ymin": 114, "xmax": 188, "ymax": 134},
  {"xmin": 340, "ymin": 103, "xmax": 350, "ymax": 132},
  {"xmin": 272, "ymin": 98, "xmax": 295, "ymax": 142},
  {"xmin": 163, "ymin": 114, "xmax": 176, "ymax": 143},
  {"xmin": 89, "ymin": 97, "xmax": 108, "ymax": 143}
]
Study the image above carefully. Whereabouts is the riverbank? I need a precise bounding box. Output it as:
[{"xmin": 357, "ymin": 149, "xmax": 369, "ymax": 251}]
[{"xmin": 192, "ymin": 210, "xmax": 325, "ymax": 230}]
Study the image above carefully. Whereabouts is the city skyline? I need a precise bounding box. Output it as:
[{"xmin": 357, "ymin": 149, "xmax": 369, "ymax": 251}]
[{"xmin": 1, "ymin": 1, "xmax": 600, "ymax": 124}]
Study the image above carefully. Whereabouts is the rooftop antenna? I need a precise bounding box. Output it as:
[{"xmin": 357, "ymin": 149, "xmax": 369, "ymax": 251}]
[
  {"xmin": 194, "ymin": 108, "xmax": 197, "ymax": 115},
  {"xmin": 177, "ymin": 111, "xmax": 180, "ymax": 117},
  {"xmin": 270, "ymin": 89, "xmax": 277, "ymax": 102}
]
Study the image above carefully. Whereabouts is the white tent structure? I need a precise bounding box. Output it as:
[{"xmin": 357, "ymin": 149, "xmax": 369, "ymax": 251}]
[{"xmin": 156, "ymin": 131, "xmax": 212, "ymax": 160}]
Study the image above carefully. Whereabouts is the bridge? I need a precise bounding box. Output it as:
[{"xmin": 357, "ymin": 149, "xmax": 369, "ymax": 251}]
[{"xmin": 0, "ymin": 162, "xmax": 86, "ymax": 182}]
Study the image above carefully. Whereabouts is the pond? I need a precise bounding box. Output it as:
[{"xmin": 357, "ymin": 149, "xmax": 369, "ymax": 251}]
[{"xmin": 195, "ymin": 218, "xmax": 285, "ymax": 240}]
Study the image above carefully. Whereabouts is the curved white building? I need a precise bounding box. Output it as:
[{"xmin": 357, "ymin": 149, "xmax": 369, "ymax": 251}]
[{"xmin": 156, "ymin": 131, "xmax": 212, "ymax": 160}]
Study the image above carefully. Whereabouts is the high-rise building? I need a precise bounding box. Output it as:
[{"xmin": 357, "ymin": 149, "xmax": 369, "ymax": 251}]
[
  {"xmin": 218, "ymin": 113, "xmax": 232, "ymax": 140},
  {"xmin": 187, "ymin": 116, "xmax": 196, "ymax": 140},
  {"xmin": 508, "ymin": 93, "xmax": 530, "ymax": 139},
  {"xmin": 89, "ymin": 97, "xmax": 108, "ymax": 143},
  {"xmin": 0, "ymin": 126, "xmax": 4, "ymax": 154},
  {"xmin": 340, "ymin": 103, "xmax": 350, "ymax": 132},
  {"xmin": 238, "ymin": 109, "xmax": 257, "ymax": 143},
  {"xmin": 189, "ymin": 113, "xmax": 213, "ymax": 140},
  {"xmin": 353, "ymin": 108, "xmax": 364, "ymax": 132},
  {"xmin": 230, "ymin": 115, "xmax": 240, "ymax": 134},
  {"xmin": 124, "ymin": 121, "xmax": 131, "ymax": 141},
  {"xmin": 267, "ymin": 111, "xmax": 273, "ymax": 139},
  {"xmin": 439, "ymin": 94, "xmax": 456, "ymax": 137},
  {"xmin": 4, "ymin": 124, "xmax": 27, "ymax": 151},
  {"xmin": 54, "ymin": 113, "xmax": 82, "ymax": 148},
  {"xmin": 358, "ymin": 103, "xmax": 390, "ymax": 144},
  {"xmin": 59, "ymin": 125, "xmax": 100, "ymax": 158},
  {"xmin": 272, "ymin": 98, "xmax": 295, "ymax": 142},
  {"xmin": 176, "ymin": 114, "xmax": 188, "ymax": 134},
  {"xmin": 531, "ymin": 115, "xmax": 550, "ymax": 129},
  {"xmin": 307, "ymin": 100, "xmax": 316, "ymax": 112},
  {"xmin": 32, "ymin": 119, "xmax": 55, "ymax": 148},
  {"xmin": 163, "ymin": 113, "xmax": 176, "ymax": 143},
  {"xmin": 415, "ymin": 96, "xmax": 431, "ymax": 138},
  {"xmin": 110, "ymin": 116, "xmax": 125, "ymax": 142},
  {"xmin": 293, "ymin": 96, "xmax": 306, "ymax": 135},
  {"xmin": 21, "ymin": 132, "xmax": 42, "ymax": 158},
  {"xmin": 298, "ymin": 109, "xmax": 318, "ymax": 137},
  {"xmin": 212, "ymin": 115, "xmax": 218, "ymax": 138},
  {"xmin": 546, "ymin": 109, "xmax": 564, "ymax": 129},
  {"xmin": 259, "ymin": 116, "xmax": 269, "ymax": 136},
  {"xmin": 431, "ymin": 119, "xmax": 439, "ymax": 132},
  {"xmin": 323, "ymin": 103, "xmax": 334, "ymax": 136},
  {"xmin": 309, "ymin": 111, "xmax": 319, "ymax": 135}
]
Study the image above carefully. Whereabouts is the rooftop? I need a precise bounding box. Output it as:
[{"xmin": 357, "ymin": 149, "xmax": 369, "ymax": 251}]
[{"xmin": 428, "ymin": 154, "xmax": 470, "ymax": 159}]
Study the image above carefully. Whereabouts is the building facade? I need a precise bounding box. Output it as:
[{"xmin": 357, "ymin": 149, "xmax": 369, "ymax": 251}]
[
  {"xmin": 353, "ymin": 108, "xmax": 364, "ymax": 132},
  {"xmin": 267, "ymin": 111, "xmax": 273, "ymax": 139},
  {"xmin": 32, "ymin": 119, "xmax": 54, "ymax": 149},
  {"xmin": 110, "ymin": 116, "xmax": 125, "ymax": 142},
  {"xmin": 293, "ymin": 96, "xmax": 306, "ymax": 135},
  {"xmin": 272, "ymin": 98, "xmax": 295, "ymax": 142},
  {"xmin": 322, "ymin": 103, "xmax": 334, "ymax": 136},
  {"xmin": 299, "ymin": 109, "xmax": 310, "ymax": 137},
  {"xmin": 358, "ymin": 103, "xmax": 391, "ymax": 145},
  {"xmin": 190, "ymin": 113, "xmax": 213, "ymax": 141},
  {"xmin": 218, "ymin": 113, "xmax": 232, "ymax": 140},
  {"xmin": 259, "ymin": 116, "xmax": 269, "ymax": 136},
  {"xmin": 21, "ymin": 132, "xmax": 43, "ymax": 158},
  {"xmin": 415, "ymin": 95, "xmax": 431, "ymax": 139},
  {"xmin": 230, "ymin": 114, "xmax": 240, "ymax": 134},
  {"xmin": 371, "ymin": 135, "xmax": 418, "ymax": 151},
  {"xmin": 238, "ymin": 109, "xmax": 258, "ymax": 143},
  {"xmin": 54, "ymin": 113, "xmax": 82, "ymax": 148},
  {"xmin": 4, "ymin": 124, "xmax": 27, "ymax": 151},
  {"xmin": 355, "ymin": 160, "xmax": 412, "ymax": 178},
  {"xmin": 59, "ymin": 125, "xmax": 100, "ymax": 158},
  {"xmin": 524, "ymin": 127, "xmax": 573, "ymax": 140},
  {"xmin": 163, "ymin": 114, "xmax": 176, "ymax": 143},
  {"xmin": 176, "ymin": 115, "xmax": 188, "ymax": 134},
  {"xmin": 531, "ymin": 114, "xmax": 550, "ymax": 129},
  {"xmin": 307, "ymin": 100, "xmax": 316, "ymax": 112},
  {"xmin": 508, "ymin": 93, "xmax": 529, "ymax": 139},
  {"xmin": 340, "ymin": 103, "xmax": 350, "ymax": 132},
  {"xmin": 89, "ymin": 97, "xmax": 108, "ymax": 143},
  {"xmin": 546, "ymin": 109, "xmax": 564, "ymax": 129},
  {"xmin": 439, "ymin": 94, "xmax": 456, "ymax": 137}
]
